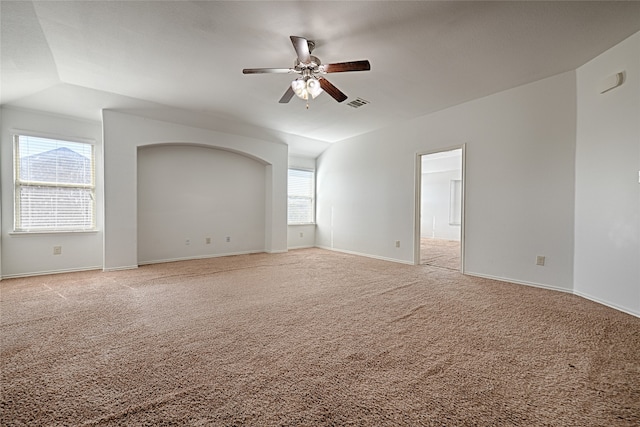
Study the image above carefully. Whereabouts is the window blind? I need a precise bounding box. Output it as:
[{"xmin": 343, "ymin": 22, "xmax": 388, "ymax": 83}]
[
  {"xmin": 14, "ymin": 135, "xmax": 96, "ymax": 232},
  {"xmin": 288, "ymin": 169, "xmax": 314, "ymax": 224}
]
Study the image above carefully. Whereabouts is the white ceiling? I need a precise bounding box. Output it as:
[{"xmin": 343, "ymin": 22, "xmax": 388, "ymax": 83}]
[{"xmin": 2, "ymin": 1, "xmax": 639, "ymax": 158}]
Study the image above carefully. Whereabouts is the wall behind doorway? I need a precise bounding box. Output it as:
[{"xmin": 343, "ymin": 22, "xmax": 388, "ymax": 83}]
[{"xmin": 421, "ymin": 150, "xmax": 462, "ymax": 241}]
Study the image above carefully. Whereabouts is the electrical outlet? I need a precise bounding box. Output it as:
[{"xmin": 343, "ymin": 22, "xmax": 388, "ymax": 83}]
[
  {"xmin": 53, "ymin": 246, "xmax": 62, "ymax": 255},
  {"xmin": 299, "ymin": 232, "xmax": 304, "ymax": 238},
  {"xmin": 185, "ymin": 239, "xmax": 191, "ymax": 246},
  {"xmin": 205, "ymin": 237, "xmax": 211, "ymax": 244},
  {"xmin": 536, "ymin": 255, "xmax": 545, "ymax": 266},
  {"xmin": 395, "ymin": 240, "xmax": 401, "ymax": 248},
  {"xmin": 226, "ymin": 236, "xmax": 231, "ymax": 243}
]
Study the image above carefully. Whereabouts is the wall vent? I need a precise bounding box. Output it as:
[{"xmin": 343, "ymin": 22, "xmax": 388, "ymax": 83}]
[{"xmin": 346, "ymin": 97, "xmax": 370, "ymax": 108}]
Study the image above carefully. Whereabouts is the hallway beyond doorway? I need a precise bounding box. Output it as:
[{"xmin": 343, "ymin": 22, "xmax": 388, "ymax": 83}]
[
  {"xmin": 416, "ymin": 146, "xmax": 464, "ymax": 271},
  {"xmin": 420, "ymin": 237, "xmax": 461, "ymax": 270}
]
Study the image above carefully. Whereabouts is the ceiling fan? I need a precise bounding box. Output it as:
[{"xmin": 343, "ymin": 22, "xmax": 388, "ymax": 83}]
[{"xmin": 243, "ymin": 36, "xmax": 370, "ymax": 104}]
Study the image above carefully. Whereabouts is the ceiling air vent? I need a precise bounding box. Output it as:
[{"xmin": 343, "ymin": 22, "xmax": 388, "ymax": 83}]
[{"xmin": 346, "ymin": 98, "xmax": 370, "ymax": 108}]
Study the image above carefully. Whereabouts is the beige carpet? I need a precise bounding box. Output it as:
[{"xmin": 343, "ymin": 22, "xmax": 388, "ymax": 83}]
[
  {"xmin": 1, "ymin": 248, "xmax": 639, "ymax": 426},
  {"xmin": 420, "ymin": 237, "xmax": 461, "ymax": 270}
]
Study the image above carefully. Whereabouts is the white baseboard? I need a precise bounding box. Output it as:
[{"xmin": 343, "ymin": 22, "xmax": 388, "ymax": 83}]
[
  {"xmin": 138, "ymin": 250, "xmax": 264, "ymax": 266},
  {"xmin": 315, "ymin": 245, "xmax": 414, "ymax": 265},
  {"xmin": 463, "ymin": 271, "xmax": 573, "ymax": 294},
  {"xmin": 287, "ymin": 245, "xmax": 315, "ymax": 250},
  {"xmin": 2, "ymin": 266, "xmax": 103, "ymax": 279},
  {"xmin": 573, "ymin": 289, "xmax": 640, "ymax": 318},
  {"xmin": 103, "ymin": 265, "xmax": 139, "ymax": 272}
]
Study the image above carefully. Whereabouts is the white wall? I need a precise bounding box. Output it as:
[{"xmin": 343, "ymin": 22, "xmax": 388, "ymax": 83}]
[
  {"xmin": 317, "ymin": 71, "xmax": 577, "ymax": 290},
  {"xmin": 102, "ymin": 110, "xmax": 288, "ymax": 271},
  {"xmin": 138, "ymin": 145, "xmax": 266, "ymax": 264},
  {"xmin": 287, "ymin": 155, "xmax": 316, "ymax": 249},
  {"xmin": 574, "ymin": 32, "xmax": 640, "ymax": 316},
  {"xmin": 0, "ymin": 107, "xmax": 103, "ymax": 277}
]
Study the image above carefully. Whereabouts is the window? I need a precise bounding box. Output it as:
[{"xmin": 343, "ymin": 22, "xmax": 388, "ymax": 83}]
[
  {"xmin": 288, "ymin": 168, "xmax": 314, "ymax": 224},
  {"xmin": 14, "ymin": 135, "xmax": 96, "ymax": 232},
  {"xmin": 449, "ymin": 179, "xmax": 462, "ymax": 226}
]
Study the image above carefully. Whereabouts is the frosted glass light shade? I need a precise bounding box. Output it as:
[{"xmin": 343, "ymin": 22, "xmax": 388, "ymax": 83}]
[
  {"xmin": 291, "ymin": 77, "xmax": 323, "ymax": 100},
  {"xmin": 307, "ymin": 78, "xmax": 323, "ymax": 98},
  {"xmin": 291, "ymin": 78, "xmax": 308, "ymax": 99}
]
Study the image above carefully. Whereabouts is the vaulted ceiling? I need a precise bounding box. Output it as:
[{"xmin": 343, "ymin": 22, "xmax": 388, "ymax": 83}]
[{"xmin": 2, "ymin": 1, "xmax": 640, "ymax": 157}]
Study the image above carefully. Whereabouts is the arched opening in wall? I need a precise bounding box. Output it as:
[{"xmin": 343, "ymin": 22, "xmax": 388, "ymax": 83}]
[
  {"xmin": 137, "ymin": 144, "xmax": 267, "ymax": 265},
  {"xmin": 416, "ymin": 147, "xmax": 464, "ymax": 271}
]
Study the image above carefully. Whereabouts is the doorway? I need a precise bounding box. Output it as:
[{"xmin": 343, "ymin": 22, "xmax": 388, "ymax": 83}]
[{"xmin": 415, "ymin": 147, "xmax": 464, "ymax": 271}]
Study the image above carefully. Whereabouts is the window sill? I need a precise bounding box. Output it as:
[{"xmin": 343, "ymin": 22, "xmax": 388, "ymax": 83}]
[
  {"xmin": 288, "ymin": 223, "xmax": 316, "ymax": 226},
  {"xmin": 9, "ymin": 230, "xmax": 99, "ymax": 236}
]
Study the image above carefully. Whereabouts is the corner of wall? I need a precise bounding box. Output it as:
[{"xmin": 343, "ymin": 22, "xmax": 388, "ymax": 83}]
[{"xmin": 574, "ymin": 31, "xmax": 640, "ymax": 316}]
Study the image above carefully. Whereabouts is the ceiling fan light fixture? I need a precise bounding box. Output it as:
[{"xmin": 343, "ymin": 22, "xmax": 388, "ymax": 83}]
[
  {"xmin": 306, "ymin": 77, "xmax": 323, "ymax": 99},
  {"xmin": 291, "ymin": 78, "xmax": 308, "ymax": 99},
  {"xmin": 291, "ymin": 77, "xmax": 323, "ymax": 100}
]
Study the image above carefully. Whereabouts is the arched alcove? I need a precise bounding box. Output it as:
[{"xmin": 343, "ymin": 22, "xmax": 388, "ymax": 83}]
[
  {"xmin": 102, "ymin": 110, "xmax": 288, "ymax": 271},
  {"xmin": 137, "ymin": 144, "xmax": 267, "ymax": 264}
]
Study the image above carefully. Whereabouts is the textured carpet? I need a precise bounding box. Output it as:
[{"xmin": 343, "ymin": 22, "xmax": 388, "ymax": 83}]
[
  {"xmin": 420, "ymin": 238, "xmax": 461, "ymax": 270},
  {"xmin": 1, "ymin": 248, "xmax": 639, "ymax": 426}
]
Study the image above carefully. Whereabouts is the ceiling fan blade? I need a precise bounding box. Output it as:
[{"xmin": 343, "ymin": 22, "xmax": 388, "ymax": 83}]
[
  {"xmin": 318, "ymin": 77, "xmax": 347, "ymax": 103},
  {"xmin": 243, "ymin": 68, "xmax": 296, "ymax": 74},
  {"xmin": 320, "ymin": 60, "xmax": 371, "ymax": 73},
  {"xmin": 290, "ymin": 36, "xmax": 311, "ymax": 64},
  {"xmin": 279, "ymin": 86, "xmax": 295, "ymax": 103}
]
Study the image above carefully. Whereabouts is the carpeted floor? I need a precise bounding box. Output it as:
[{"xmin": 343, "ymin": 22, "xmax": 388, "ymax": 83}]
[
  {"xmin": 420, "ymin": 237, "xmax": 461, "ymax": 270},
  {"xmin": 1, "ymin": 248, "xmax": 639, "ymax": 426}
]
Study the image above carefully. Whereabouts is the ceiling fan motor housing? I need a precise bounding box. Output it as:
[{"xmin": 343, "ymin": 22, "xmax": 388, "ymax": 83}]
[{"xmin": 296, "ymin": 55, "xmax": 321, "ymax": 71}]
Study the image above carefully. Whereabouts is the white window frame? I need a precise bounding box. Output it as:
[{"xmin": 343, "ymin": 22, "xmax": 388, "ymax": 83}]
[
  {"xmin": 449, "ymin": 179, "xmax": 462, "ymax": 226},
  {"xmin": 13, "ymin": 133, "xmax": 97, "ymax": 233},
  {"xmin": 287, "ymin": 168, "xmax": 315, "ymax": 225}
]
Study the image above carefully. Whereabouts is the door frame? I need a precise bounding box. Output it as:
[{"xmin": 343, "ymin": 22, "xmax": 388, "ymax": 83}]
[{"xmin": 414, "ymin": 144, "xmax": 466, "ymax": 271}]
